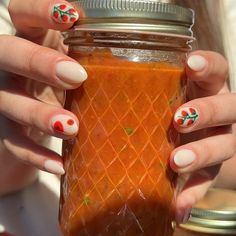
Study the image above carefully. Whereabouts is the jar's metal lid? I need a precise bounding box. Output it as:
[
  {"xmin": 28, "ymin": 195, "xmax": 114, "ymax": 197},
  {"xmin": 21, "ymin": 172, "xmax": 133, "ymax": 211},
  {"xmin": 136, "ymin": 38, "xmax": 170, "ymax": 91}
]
[
  {"xmin": 68, "ymin": 0, "xmax": 194, "ymax": 37},
  {"xmin": 180, "ymin": 188, "xmax": 236, "ymax": 235}
]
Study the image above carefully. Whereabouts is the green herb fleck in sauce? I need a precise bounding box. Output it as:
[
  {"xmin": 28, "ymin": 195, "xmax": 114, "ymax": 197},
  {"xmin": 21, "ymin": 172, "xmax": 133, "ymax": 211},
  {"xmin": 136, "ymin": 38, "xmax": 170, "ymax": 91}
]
[
  {"xmin": 82, "ymin": 195, "xmax": 92, "ymax": 206},
  {"xmin": 124, "ymin": 127, "xmax": 134, "ymax": 136},
  {"xmin": 160, "ymin": 161, "xmax": 166, "ymax": 169}
]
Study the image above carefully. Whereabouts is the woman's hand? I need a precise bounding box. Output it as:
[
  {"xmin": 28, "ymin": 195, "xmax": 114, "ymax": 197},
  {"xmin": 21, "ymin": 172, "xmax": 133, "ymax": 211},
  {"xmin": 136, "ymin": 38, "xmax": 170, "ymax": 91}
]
[
  {"xmin": 0, "ymin": 0, "xmax": 86, "ymax": 194},
  {"xmin": 169, "ymin": 51, "xmax": 234, "ymax": 224}
]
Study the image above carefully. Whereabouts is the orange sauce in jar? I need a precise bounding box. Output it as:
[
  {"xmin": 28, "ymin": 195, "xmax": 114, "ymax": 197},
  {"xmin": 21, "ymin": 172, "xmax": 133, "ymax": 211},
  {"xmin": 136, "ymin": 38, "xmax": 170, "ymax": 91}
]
[{"xmin": 60, "ymin": 49, "xmax": 186, "ymax": 235}]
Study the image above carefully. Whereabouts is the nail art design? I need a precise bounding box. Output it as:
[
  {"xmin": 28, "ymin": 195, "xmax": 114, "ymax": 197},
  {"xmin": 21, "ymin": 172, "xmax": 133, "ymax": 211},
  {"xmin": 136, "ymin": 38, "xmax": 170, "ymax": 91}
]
[
  {"xmin": 52, "ymin": 4, "xmax": 79, "ymax": 23},
  {"xmin": 174, "ymin": 107, "xmax": 199, "ymax": 127},
  {"xmin": 51, "ymin": 115, "xmax": 78, "ymax": 135}
]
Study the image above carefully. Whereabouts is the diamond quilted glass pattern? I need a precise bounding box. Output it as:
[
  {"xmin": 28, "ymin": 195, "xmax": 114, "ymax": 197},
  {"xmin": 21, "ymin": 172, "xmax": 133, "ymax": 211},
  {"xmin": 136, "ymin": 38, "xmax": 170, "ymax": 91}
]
[{"xmin": 60, "ymin": 53, "xmax": 186, "ymax": 236}]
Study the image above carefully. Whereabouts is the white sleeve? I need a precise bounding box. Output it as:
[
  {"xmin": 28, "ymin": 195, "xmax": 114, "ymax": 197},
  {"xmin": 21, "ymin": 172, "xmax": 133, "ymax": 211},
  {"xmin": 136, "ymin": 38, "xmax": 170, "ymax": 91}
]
[
  {"xmin": 223, "ymin": 0, "xmax": 236, "ymax": 91},
  {"xmin": 0, "ymin": 0, "xmax": 15, "ymax": 35}
]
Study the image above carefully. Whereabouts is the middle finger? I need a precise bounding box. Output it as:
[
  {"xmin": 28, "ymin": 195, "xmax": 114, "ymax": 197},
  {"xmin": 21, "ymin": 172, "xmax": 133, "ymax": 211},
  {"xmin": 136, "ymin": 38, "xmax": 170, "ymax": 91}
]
[{"xmin": 170, "ymin": 133, "xmax": 235, "ymax": 174}]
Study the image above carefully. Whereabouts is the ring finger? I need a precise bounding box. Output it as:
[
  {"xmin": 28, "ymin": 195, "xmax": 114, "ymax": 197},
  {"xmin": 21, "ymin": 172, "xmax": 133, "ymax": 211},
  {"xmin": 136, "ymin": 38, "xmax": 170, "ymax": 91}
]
[{"xmin": 170, "ymin": 132, "xmax": 235, "ymax": 173}]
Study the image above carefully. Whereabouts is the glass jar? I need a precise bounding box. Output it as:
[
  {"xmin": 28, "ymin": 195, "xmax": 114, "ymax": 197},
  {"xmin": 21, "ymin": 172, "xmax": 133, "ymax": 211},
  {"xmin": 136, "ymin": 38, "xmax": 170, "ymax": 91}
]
[{"xmin": 59, "ymin": 1, "xmax": 194, "ymax": 235}]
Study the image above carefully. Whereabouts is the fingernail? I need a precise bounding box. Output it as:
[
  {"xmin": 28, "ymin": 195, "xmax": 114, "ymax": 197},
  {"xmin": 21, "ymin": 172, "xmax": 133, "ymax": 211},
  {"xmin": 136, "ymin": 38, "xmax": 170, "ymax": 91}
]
[
  {"xmin": 174, "ymin": 107, "xmax": 199, "ymax": 127},
  {"xmin": 56, "ymin": 61, "xmax": 87, "ymax": 84},
  {"xmin": 52, "ymin": 3, "xmax": 79, "ymax": 23},
  {"xmin": 51, "ymin": 114, "xmax": 79, "ymax": 136},
  {"xmin": 187, "ymin": 55, "xmax": 208, "ymax": 72},
  {"xmin": 174, "ymin": 149, "xmax": 196, "ymax": 168},
  {"xmin": 44, "ymin": 160, "xmax": 65, "ymax": 175},
  {"xmin": 176, "ymin": 208, "xmax": 192, "ymax": 224},
  {"xmin": 183, "ymin": 208, "xmax": 192, "ymax": 224}
]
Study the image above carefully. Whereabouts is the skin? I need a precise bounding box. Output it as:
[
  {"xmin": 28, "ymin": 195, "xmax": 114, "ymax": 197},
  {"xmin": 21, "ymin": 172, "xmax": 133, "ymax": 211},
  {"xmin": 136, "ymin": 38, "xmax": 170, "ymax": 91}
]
[
  {"xmin": 0, "ymin": 0, "xmax": 234, "ymax": 226},
  {"xmin": 0, "ymin": 0, "xmax": 82, "ymax": 195},
  {"xmin": 170, "ymin": 51, "xmax": 233, "ymax": 223}
]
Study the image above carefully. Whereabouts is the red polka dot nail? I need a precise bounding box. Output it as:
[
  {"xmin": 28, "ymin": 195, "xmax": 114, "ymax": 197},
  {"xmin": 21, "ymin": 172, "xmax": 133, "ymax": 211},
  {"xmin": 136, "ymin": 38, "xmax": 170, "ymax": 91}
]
[
  {"xmin": 51, "ymin": 3, "xmax": 79, "ymax": 24},
  {"xmin": 174, "ymin": 107, "xmax": 199, "ymax": 127},
  {"xmin": 51, "ymin": 115, "xmax": 78, "ymax": 136}
]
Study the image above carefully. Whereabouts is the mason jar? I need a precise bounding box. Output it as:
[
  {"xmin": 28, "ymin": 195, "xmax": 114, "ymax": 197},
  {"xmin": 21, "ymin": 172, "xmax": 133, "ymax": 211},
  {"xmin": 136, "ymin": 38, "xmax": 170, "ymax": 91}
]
[{"xmin": 59, "ymin": 1, "xmax": 194, "ymax": 235}]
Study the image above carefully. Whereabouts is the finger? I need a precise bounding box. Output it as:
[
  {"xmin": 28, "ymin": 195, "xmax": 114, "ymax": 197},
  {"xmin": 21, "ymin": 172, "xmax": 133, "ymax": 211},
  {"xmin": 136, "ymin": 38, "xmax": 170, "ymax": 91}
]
[
  {"xmin": 0, "ymin": 84, "xmax": 79, "ymax": 139},
  {"xmin": 9, "ymin": 0, "xmax": 79, "ymax": 37},
  {"xmin": 3, "ymin": 133, "xmax": 65, "ymax": 175},
  {"xmin": 175, "ymin": 167, "xmax": 219, "ymax": 224},
  {"xmin": 0, "ymin": 35, "xmax": 87, "ymax": 89},
  {"xmin": 173, "ymin": 94, "xmax": 236, "ymax": 132},
  {"xmin": 170, "ymin": 134, "xmax": 235, "ymax": 174},
  {"xmin": 186, "ymin": 51, "xmax": 229, "ymax": 97}
]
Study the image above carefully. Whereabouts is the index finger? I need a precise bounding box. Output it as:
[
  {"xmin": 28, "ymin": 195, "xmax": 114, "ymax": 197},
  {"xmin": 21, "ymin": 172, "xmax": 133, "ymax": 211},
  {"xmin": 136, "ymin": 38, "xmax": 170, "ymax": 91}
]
[{"xmin": 0, "ymin": 35, "xmax": 87, "ymax": 89}]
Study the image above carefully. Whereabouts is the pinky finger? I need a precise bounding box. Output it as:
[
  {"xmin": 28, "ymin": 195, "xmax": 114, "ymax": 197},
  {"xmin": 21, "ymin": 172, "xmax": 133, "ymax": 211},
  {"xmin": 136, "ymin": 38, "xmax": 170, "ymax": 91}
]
[
  {"xmin": 3, "ymin": 134, "xmax": 65, "ymax": 175},
  {"xmin": 176, "ymin": 165, "xmax": 220, "ymax": 224}
]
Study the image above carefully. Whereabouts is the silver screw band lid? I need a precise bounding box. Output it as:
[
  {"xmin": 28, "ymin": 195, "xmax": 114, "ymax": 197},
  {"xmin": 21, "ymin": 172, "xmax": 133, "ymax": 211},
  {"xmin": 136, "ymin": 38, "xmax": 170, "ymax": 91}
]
[
  {"xmin": 68, "ymin": 0, "xmax": 194, "ymax": 37},
  {"xmin": 181, "ymin": 188, "xmax": 236, "ymax": 235}
]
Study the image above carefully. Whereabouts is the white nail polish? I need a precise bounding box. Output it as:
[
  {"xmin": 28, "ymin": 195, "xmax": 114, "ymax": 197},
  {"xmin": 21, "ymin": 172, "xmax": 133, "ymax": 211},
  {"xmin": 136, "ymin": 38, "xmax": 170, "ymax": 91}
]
[
  {"xmin": 56, "ymin": 61, "xmax": 87, "ymax": 84},
  {"xmin": 187, "ymin": 55, "xmax": 207, "ymax": 72},
  {"xmin": 174, "ymin": 149, "xmax": 196, "ymax": 168},
  {"xmin": 51, "ymin": 114, "xmax": 79, "ymax": 136},
  {"xmin": 44, "ymin": 160, "xmax": 65, "ymax": 175}
]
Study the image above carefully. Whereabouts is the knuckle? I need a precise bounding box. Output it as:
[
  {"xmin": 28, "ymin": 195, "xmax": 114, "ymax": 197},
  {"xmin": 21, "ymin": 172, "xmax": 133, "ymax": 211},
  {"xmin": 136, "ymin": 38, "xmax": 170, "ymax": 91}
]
[
  {"xmin": 28, "ymin": 102, "xmax": 42, "ymax": 127},
  {"xmin": 199, "ymin": 142, "xmax": 211, "ymax": 163},
  {"xmin": 27, "ymin": 46, "xmax": 56, "ymax": 81},
  {"xmin": 189, "ymin": 141, "xmax": 210, "ymax": 167},
  {"xmin": 209, "ymin": 52, "xmax": 229, "ymax": 81},
  {"xmin": 199, "ymin": 98, "xmax": 218, "ymax": 125},
  {"xmin": 220, "ymin": 55, "xmax": 229, "ymax": 75},
  {"xmin": 27, "ymin": 46, "xmax": 43, "ymax": 75}
]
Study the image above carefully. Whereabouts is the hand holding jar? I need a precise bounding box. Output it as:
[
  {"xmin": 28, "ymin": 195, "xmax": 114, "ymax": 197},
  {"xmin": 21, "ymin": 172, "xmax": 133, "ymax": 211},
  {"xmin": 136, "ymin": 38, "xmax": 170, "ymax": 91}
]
[
  {"xmin": 170, "ymin": 51, "xmax": 232, "ymax": 224},
  {"xmin": 0, "ymin": 0, "xmax": 86, "ymax": 195}
]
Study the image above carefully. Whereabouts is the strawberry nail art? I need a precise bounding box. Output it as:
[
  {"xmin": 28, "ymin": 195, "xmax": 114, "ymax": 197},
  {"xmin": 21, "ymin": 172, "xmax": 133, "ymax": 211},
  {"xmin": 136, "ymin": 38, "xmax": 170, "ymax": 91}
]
[
  {"xmin": 51, "ymin": 115, "xmax": 78, "ymax": 135},
  {"xmin": 174, "ymin": 107, "xmax": 199, "ymax": 127},
  {"xmin": 52, "ymin": 4, "xmax": 79, "ymax": 23}
]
